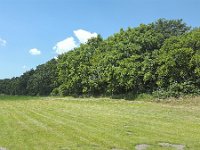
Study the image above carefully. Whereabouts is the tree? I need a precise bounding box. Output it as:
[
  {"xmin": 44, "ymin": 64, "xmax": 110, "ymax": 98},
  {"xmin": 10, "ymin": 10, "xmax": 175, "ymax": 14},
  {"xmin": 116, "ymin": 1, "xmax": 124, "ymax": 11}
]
[{"xmin": 0, "ymin": 19, "xmax": 198, "ymax": 98}]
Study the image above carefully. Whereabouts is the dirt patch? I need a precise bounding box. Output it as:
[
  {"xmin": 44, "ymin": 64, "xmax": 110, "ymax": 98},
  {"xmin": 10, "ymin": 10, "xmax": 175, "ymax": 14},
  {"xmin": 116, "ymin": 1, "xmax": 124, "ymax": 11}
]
[
  {"xmin": 135, "ymin": 143, "xmax": 185, "ymax": 150},
  {"xmin": 159, "ymin": 143, "xmax": 185, "ymax": 150},
  {"xmin": 0, "ymin": 147, "xmax": 7, "ymax": 150},
  {"xmin": 135, "ymin": 144, "xmax": 149, "ymax": 150}
]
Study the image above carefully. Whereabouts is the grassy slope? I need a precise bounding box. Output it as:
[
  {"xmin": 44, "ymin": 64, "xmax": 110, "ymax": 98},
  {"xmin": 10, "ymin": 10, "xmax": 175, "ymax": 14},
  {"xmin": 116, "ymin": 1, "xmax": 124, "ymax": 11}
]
[{"xmin": 0, "ymin": 96, "xmax": 200, "ymax": 150}]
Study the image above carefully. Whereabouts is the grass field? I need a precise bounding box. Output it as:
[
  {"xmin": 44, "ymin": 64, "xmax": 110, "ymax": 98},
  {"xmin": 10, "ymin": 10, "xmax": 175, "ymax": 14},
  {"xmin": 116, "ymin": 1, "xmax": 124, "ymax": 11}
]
[{"xmin": 0, "ymin": 96, "xmax": 200, "ymax": 150}]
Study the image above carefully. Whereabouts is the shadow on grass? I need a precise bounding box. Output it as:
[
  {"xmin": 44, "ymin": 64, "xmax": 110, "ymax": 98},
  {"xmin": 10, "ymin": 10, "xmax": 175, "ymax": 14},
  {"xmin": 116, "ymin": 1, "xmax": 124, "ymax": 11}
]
[
  {"xmin": 69, "ymin": 92, "xmax": 154, "ymax": 101},
  {"xmin": 111, "ymin": 93, "xmax": 154, "ymax": 101},
  {"xmin": 0, "ymin": 95, "xmax": 41, "ymax": 101}
]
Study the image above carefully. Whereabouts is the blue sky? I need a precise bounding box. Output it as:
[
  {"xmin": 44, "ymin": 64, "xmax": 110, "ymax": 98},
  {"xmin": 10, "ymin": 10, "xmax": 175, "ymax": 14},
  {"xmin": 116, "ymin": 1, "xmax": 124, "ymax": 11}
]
[{"xmin": 0, "ymin": 0, "xmax": 200, "ymax": 79}]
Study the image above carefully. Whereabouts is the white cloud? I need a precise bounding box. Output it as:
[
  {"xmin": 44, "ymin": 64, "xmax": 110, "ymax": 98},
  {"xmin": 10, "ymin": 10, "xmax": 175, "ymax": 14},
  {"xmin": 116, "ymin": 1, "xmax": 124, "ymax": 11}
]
[
  {"xmin": 53, "ymin": 29, "xmax": 98, "ymax": 55},
  {"xmin": 29, "ymin": 48, "xmax": 41, "ymax": 55},
  {"xmin": 53, "ymin": 37, "xmax": 77, "ymax": 54},
  {"xmin": 0, "ymin": 38, "xmax": 7, "ymax": 47},
  {"xmin": 74, "ymin": 29, "xmax": 97, "ymax": 43},
  {"xmin": 54, "ymin": 56, "xmax": 58, "ymax": 60}
]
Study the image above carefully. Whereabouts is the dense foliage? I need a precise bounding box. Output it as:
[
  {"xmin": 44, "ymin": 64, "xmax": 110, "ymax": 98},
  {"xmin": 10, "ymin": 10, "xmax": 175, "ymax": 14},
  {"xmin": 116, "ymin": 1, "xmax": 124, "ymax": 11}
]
[
  {"xmin": 0, "ymin": 59, "xmax": 58, "ymax": 96},
  {"xmin": 0, "ymin": 19, "xmax": 200, "ymax": 98}
]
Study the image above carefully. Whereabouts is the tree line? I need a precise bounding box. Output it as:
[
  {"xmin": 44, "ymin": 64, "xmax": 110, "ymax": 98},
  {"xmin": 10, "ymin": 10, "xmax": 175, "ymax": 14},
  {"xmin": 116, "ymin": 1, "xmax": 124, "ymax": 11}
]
[{"xmin": 1, "ymin": 19, "xmax": 200, "ymax": 98}]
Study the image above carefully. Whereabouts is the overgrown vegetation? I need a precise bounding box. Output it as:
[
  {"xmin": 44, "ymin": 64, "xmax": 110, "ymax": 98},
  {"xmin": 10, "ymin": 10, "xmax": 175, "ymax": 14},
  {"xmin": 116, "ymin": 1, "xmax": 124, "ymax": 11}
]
[{"xmin": 0, "ymin": 19, "xmax": 200, "ymax": 98}]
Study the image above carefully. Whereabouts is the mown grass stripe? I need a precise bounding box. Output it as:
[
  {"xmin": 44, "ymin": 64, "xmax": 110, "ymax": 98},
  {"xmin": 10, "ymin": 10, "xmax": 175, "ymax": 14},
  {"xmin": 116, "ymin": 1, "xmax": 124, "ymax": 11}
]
[{"xmin": 0, "ymin": 96, "xmax": 200, "ymax": 149}]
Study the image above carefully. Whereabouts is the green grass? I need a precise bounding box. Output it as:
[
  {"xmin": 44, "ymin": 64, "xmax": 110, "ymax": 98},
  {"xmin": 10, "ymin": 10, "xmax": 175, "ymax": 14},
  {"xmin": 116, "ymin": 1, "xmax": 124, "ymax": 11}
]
[{"xmin": 0, "ymin": 96, "xmax": 200, "ymax": 150}]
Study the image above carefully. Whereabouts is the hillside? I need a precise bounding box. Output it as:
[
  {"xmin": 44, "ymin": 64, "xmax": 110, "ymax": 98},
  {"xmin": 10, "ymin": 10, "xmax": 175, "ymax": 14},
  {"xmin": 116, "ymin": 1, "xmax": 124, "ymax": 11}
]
[{"xmin": 0, "ymin": 19, "xmax": 200, "ymax": 98}]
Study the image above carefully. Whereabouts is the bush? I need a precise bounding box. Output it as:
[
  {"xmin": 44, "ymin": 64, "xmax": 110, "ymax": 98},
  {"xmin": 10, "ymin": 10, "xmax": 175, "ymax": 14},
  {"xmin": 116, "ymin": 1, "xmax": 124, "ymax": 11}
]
[{"xmin": 153, "ymin": 81, "xmax": 200, "ymax": 99}]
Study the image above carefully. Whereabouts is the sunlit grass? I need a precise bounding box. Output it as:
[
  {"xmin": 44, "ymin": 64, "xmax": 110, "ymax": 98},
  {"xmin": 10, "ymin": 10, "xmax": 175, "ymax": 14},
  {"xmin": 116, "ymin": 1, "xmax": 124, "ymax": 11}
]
[{"xmin": 0, "ymin": 96, "xmax": 200, "ymax": 149}]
